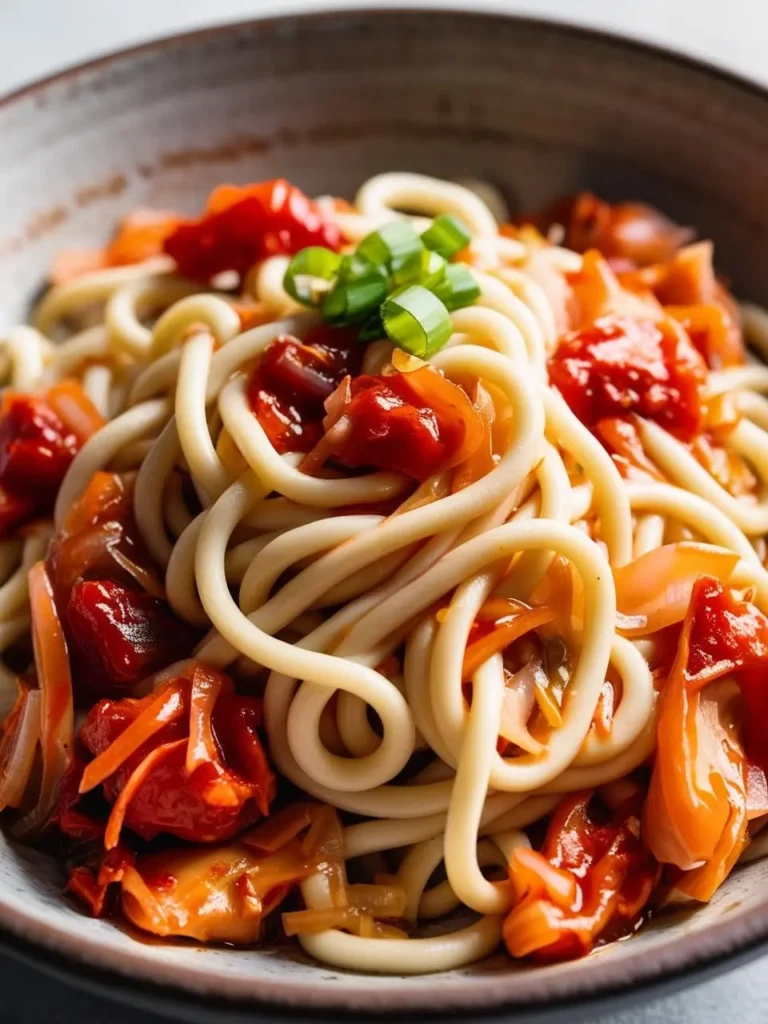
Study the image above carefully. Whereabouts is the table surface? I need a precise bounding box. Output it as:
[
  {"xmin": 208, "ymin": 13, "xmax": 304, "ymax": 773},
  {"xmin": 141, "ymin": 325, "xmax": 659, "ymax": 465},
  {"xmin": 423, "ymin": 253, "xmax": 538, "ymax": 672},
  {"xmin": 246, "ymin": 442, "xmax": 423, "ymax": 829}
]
[{"xmin": 0, "ymin": 1, "xmax": 766, "ymax": 1021}]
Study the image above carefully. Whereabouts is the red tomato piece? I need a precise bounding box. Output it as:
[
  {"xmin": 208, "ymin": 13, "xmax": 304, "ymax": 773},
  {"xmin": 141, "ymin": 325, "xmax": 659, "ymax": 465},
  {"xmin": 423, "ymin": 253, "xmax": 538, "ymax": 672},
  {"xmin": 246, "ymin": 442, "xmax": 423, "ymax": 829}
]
[
  {"xmin": 0, "ymin": 393, "xmax": 78, "ymax": 495},
  {"xmin": 80, "ymin": 678, "xmax": 276, "ymax": 844},
  {"xmin": 66, "ymin": 579, "xmax": 197, "ymax": 699},
  {"xmin": 683, "ymin": 576, "xmax": 768, "ymax": 686},
  {"xmin": 643, "ymin": 576, "xmax": 768, "ymax": 900},
  {"xmin": 329, "ymin": 368, "xmax": 483, "ymax": 481},
  {"xmin": 0, "ymin": 393, "xmax": 80, "ymax": 536},
  {"xmin": 247, "ymin": 325, "xmax": 360, "ymax": 454},
  {"xmin": 504, "ymin": 791, "xmax": 658, "ymax": 961},
  {"xmin": 164, "ymin": 179, "xmax": 341, "ymax": 282},
  {"xmin": 548, "ymin": 315, "xmax": 706, "ymax": 441},
  {"xmin": 674, "ymin": 577, "xmax": 768, "ymax": 776}
]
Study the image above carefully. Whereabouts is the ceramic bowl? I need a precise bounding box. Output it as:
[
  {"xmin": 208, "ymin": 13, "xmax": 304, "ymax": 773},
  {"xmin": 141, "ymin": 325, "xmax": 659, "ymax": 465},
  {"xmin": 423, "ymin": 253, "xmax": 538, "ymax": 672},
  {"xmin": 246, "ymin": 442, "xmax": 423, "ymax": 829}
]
[{"xmin": 1, "ymin": 8, "xmax": 768, "ymax": 1018}]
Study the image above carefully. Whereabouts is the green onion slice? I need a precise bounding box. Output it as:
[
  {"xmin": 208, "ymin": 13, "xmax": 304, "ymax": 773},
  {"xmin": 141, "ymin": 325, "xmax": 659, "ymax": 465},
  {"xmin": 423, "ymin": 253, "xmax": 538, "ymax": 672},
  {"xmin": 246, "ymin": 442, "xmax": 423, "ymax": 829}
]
[
  {"xmin": 323, "ymin": 273, "xmax": 389, "ymax": 324},
  {"xmin": 336, "ymin": 252, "xmax": 380, "ymax": 282},
  {"xmin": 433, "ymin": 264, "xmax": 481, "ymax": 311},
  {"xmin": 392, "ymin": 248, "xmax": 447, "ymax": 290},
  {"xmin": 421, "ymin": 214, "xmax": 472, "ymax": 259},
  {"xmin": 357, "ymin": 221, "xmax": 422, "ymax": 273},
  {"xmin": 381, "ymin": 285, "xmax": 452, "ymax": 358},
  {"xmin": 283, "ymin": 247, "xmax": 341, "ymax": 306}
]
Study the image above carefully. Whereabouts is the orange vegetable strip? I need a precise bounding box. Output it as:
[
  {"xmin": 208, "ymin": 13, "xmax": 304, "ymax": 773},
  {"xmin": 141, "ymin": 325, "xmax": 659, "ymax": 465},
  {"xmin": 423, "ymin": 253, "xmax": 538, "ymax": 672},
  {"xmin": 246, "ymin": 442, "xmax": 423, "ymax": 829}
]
[
  {"xmin": 18, "ymin": 562, "xmax": 74, "ymax": 835},
  {"xmin": 242, "ymin": 803, "xmax": 315, "ymax": 852},
  {"xmin": 80, "ymin": 681, "xmax": 186, "ymax": 794},
  {"xmin": 186, "ymin": 667, "xmax": 225, "ymax": 774},
  {"xmin": 462, "ymin": 606, "xmax": 555, "ymax": 682},
  {"xmin": 104, "ymin": 738, "xmax": 186, "ymax": 850},
  {"xmin": 282, "ymin": 907, "xmax": 364, "ymax": 936}
]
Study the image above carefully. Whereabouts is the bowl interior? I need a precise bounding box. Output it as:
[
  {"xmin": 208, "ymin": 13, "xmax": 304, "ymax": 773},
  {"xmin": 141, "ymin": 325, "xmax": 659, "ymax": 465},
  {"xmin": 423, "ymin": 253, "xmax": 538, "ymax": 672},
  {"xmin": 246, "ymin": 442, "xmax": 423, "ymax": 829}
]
[{"xmin": 1, "ymin": 9, "xmax": 768, "ymax": 1013}]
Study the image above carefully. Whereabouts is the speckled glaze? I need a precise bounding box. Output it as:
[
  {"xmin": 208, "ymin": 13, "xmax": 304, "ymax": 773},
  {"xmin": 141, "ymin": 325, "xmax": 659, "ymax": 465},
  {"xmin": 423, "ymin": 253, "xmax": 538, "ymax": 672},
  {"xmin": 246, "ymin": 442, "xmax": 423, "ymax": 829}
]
[{"xmin": 1, "ymin": 9, "xmax": 768, "ymax": 1015}]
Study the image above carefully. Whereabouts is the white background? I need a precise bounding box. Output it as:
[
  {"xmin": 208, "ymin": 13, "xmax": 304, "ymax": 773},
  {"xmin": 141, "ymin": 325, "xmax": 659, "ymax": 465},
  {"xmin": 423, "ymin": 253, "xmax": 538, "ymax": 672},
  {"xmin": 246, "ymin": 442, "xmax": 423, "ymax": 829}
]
[
  {"xmin": 1, "ymin": 0, "xmax": 767, "ymax": 94},
  {"xmin": 0, "ymin": 1, "xmax": 766, "ymax": 1022}
]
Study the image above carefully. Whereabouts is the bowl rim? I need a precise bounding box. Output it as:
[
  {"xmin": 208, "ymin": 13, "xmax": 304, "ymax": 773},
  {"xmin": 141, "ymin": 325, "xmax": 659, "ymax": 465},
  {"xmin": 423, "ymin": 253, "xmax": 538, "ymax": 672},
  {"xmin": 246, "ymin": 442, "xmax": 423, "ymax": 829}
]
[{"xmin": 1, "ymin": 4, "xmax": 768, "ymax": 1016}]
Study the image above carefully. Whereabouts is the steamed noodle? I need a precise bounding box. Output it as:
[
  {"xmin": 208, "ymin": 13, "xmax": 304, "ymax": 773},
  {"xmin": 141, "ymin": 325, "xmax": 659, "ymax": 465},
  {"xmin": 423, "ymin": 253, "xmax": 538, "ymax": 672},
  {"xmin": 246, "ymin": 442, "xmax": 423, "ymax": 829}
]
[{"xmin": 0, "ymin": 172, "xmax": 767, "ymax": 973}]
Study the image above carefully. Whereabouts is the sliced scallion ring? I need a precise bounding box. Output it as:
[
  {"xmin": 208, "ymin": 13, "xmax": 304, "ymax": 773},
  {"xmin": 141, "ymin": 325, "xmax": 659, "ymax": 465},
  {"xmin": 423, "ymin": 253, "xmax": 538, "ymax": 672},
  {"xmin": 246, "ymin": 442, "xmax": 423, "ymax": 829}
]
[
  {"xmin": 392, "ymin": 248, "xmax": 447, "ymax": 290},
  {"xmin": 323, "ymin": 273, "xmax": 389, "ymax": 324},
  {"xmin": 381, "ymin": 285, "xmax": 452, "ymax": 358},
  {"xmin": 337, "ymin": 252, "xmax": 381, "ymax": 282},
  {"xmin": 283, "ymin": 247, "xmax": 341, "ymax": 306},
  {"xmin": 421, "ymin": 214, "xmax": 472, "ymax": 259},
  {"xmin": 433, "ymin": 264, "xmax": 481, "ymax": 310},
  {"xmin": 357, "ymin": 221, "xmax": 422, "ymax": 274}
]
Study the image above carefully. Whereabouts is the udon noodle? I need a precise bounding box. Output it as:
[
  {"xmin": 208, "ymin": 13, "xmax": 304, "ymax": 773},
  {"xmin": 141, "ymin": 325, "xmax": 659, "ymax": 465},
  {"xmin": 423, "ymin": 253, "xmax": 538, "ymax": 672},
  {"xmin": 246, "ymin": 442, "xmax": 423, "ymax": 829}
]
[{"xmin": 0, "ymin": 173, "xmax": 767, "ymax": 972}]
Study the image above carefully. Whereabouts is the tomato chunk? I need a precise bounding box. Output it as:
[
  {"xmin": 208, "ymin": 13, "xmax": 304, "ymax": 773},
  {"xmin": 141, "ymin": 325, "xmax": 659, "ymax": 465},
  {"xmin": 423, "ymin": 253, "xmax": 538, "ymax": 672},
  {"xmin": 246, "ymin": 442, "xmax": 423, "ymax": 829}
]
[
  {"xmin": 548, "ymin": 315, "xmax": 706, "ymax": 441},
  {"xmin": 46, "ymin": 472, "xmax": 198, "ymax": 700},
  {"xmin": 504, "ymin": 791, "xmax": 658, "ymax": 961},
  {"xmin": 644, "ymin": 576, "xmax": 768, "ymax": 900},
  {"xmin": 0, "ymin": 384, "xmax": 103, "ymax": 537},
  {"xmin": 79, "ymin": 669, "xmax": 276, "ymax": 844},
  {"xmin": 247, "ymin": 325, "xmax": 360, "ymax": 454},
  {"xmin": 0, "ymin": 393, "xmax": 79, "ymax": 536},
  {"xmin": 164, "ymin": 179, "xmax": 341, "ymax": 282},
  {"xmin": 66, "ymin": 579, "xmax": 197, "ymax": 698},
  {"xmin": 322, "ymin": 366, "xmax": 484, "ymax": 481}
]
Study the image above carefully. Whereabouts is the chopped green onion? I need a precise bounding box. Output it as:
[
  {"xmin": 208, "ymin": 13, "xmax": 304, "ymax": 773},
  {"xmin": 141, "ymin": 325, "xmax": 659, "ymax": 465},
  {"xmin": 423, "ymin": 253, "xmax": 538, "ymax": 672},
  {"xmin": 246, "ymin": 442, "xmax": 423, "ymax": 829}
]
[
  {"xmin": 419, "ymin": 250, "xmax": 447, "ymax": 289},
  {"xmin": 357, "ymin": 221, "xmax": 422, "ymax": 274},
  {"xmin": 392, "ymin": 248, "xmax": 447, "ymax": 290},
  {"xmin": 283, "ymin": 247, "xmax": 341, "ymax": 306},
  {"xmin": 433, "ymin": 264, "xmax": 480, "ymax": 311},
  {"xmin": 381, "ymin": 285, "xmax": 452, "ymax": 358},
  {"xmin": 336, "ymin": 252, "xmax": 382, "ymax": 282},
  {"xmin": 323, "ymin": 273, "xmax": 389, "ymax": 324},
  {"xmin": 421, "ymin": 214, "xmax": 472, "ymax": 259}
]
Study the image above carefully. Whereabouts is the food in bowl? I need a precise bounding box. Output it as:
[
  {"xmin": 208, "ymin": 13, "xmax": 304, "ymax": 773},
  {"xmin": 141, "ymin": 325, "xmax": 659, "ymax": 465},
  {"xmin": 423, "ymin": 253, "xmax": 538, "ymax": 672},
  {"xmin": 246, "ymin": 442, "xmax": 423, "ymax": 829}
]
[{"xmin": 0, "ymin": 171, "xmax": 766, "ymax": 974}]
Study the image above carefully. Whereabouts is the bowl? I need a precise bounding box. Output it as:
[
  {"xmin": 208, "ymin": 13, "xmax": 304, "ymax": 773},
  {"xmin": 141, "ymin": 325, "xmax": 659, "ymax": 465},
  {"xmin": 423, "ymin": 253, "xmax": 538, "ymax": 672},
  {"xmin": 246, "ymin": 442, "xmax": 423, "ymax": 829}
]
[{"xmin": 1, "ymin": 7, "xmax": 768, "ymax": 1018}]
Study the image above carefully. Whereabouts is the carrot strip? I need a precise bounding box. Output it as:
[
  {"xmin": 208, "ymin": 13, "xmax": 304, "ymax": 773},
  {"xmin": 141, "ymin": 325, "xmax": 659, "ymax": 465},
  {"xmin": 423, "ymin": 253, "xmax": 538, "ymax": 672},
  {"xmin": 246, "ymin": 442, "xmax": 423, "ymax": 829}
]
[
  {"xmin": 104, "ymin": 738, "xmax": 186, "ymax": 849},
  {"xmin": 16, "ymin": 562, "xmax": 74, "ymax": 836},
  {"xmin": 80, "ymin": 681, "xmax": 186, "ymax": 794},
  {"xmin": 462, "ymin": 606, "xmax": 555, "ymax": 681},
  {"xmin": 186, "ymin": 667, "xmax": 226, "ymax": 774}
]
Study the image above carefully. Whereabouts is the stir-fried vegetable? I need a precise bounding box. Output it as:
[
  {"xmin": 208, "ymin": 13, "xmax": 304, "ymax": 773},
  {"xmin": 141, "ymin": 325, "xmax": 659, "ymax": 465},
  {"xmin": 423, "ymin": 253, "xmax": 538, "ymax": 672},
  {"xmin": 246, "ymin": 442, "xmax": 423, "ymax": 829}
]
[
  {"xmin": 298, "ymin": 363, "xmax": 485, "ymax": 482},
  {"xmin": 614, "ymin": 543, "xmax": 739, "ymax": 636},
  {"xmin": 644, "ymin": 576, "xmax": 768, "ymax": 900},
  {"xmin": 47, "ymin": 472, "xmax": 196, "ymax": 700},
  {"xmin": 78, "ymin": 665, "xmax": 276, "ymax": 846},
  {"xmin": 504, "ymin": 790, "xmax": 659, "ymax": 960},
  {"xmin": 0, "ymin": 385, "xmax": 100, "ymax": 536}
]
